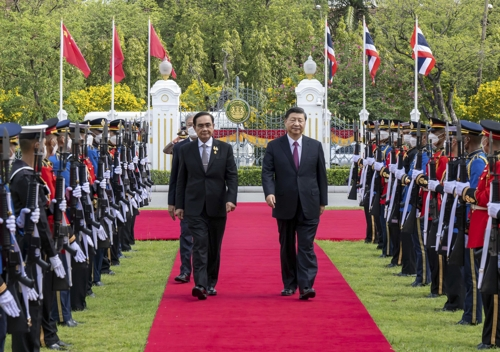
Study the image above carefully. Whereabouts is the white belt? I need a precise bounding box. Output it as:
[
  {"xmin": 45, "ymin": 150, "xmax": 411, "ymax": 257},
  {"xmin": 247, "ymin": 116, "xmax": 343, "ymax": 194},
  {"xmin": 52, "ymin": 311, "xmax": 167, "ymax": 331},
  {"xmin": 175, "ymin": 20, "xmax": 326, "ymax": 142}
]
[{"xmin": 471, "ymin": 205, "xmax": 487, "ymax": 211}]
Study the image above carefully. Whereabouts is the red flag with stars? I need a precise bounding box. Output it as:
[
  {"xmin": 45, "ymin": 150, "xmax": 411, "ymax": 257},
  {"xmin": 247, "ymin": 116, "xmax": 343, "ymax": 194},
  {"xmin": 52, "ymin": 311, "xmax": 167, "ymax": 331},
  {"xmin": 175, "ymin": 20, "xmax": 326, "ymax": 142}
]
[{"xmin": 62, "ymin": 24, "xmax": 91, "ymax": 78}]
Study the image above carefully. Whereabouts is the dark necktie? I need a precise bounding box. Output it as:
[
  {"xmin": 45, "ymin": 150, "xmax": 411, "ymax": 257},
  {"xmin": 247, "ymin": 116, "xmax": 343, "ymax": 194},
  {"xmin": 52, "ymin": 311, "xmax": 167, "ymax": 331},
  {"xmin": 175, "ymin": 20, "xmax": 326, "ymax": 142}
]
[
  {"xmin": 202, "ymin": 144, "xmax": 209, "ymax": 172},
  {"xmin": 293, "ymin": 141, "xmax": 299, "ymax": 170}
]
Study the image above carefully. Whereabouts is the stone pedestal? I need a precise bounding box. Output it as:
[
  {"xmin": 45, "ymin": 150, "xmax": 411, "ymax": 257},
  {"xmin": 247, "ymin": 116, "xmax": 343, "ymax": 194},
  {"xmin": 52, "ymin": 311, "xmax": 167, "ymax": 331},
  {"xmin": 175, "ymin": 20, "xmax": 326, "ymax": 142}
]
[
  {"xmin": 295, "ymin": 78, "xmax": 331, "ymax": 167},
  {"xmin": 150, "ymin": 79, "xmax": 181, "ymax": 171}
]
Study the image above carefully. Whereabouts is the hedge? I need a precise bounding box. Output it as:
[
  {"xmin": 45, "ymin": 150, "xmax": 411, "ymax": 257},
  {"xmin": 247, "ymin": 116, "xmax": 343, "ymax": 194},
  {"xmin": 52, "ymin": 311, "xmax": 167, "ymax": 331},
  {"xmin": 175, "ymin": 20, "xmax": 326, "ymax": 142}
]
[{"xmin": 150, "ymin": 166, "xmax": 350, "ymax": 186}]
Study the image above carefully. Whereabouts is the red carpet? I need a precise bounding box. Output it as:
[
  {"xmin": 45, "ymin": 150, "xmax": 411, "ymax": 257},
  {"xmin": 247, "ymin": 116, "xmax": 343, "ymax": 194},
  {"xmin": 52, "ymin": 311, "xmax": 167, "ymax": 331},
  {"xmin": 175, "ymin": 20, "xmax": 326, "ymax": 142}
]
[
  {"xmin": 136, "ymin": 205, "xmax": 365, "ymax": 242},
  {"xmin": 144, "ymin": 203, "xmax": 392, "ymax": 351}
]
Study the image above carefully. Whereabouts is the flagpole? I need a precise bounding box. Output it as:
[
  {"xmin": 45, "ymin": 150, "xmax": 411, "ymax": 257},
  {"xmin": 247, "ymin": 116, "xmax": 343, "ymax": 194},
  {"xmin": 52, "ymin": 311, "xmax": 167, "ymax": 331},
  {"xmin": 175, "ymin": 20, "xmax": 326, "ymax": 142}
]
[
  {"xmin": 148, "ymin": 18, "xmax": 151, "ymax": 134},
  {"xmin": 111, "ymin": 17, "xmax": 115, "ymax": 118},
  {"xmin": 324, "ymin": 17, "xmax": 328, "ymax": 145},
  {"xmin": 362, "ymin": 16, "xmax": 366, "ymax": 116},
  {"xmin": 414, "ymin": 16, "xmax": 418, "ymax": 121},
  {"xmin": 59, "ymin": 19, "xmax": 64, "ymax": 121}
]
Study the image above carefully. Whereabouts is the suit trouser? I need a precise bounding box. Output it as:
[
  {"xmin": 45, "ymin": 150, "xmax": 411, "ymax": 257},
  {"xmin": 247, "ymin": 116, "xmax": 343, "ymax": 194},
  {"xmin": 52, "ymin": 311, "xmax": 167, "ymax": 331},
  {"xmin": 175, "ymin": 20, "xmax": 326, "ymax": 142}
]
[
  {"xmin": 41, "ymin": 268, "xmax": 59, "ymax": 347},
  {"xmin": 400, "ymin": 222, "xmax": 416, "ymax": 275},
  {"xmin": 428, "ymin": 246, "xmax": 444, "ymax": 295},
  {"xmin": 277, "ymin": 202, "xmax": 319, "ymax": 292},
  {"xmin": 0, "ymin": 308, "xmax": 6, "ymax": 352},
  {"xmin": 179, "ymin": 219, "xmax": 193, "ymax": 276},
  {"xmin": 363, "ymin": 193, "xmax": 375, "ymax": 243},
  {"xmin": 70, "ymin": 260, "xmax": 88, "ymax": 311},
  {"xmin": 462, "ymin": 248, "xmax": 482, "ymax": 324},
  {"xmin": 442, "ymin": 257, "xmax": 464, "ymax": 310},
  {"xmin": 94, "ymin": 248, "xmax": 104, "ymax": 282},
  {"xmin": 186, "ymin": 211, "xmax": 226, "ymax": 289},
  {"xmin": 12, "ymin": 301, "xmax": 42, "ymax": 352},
  {"xmin": 411, "ymin": 217, "xmax": 430, "ymax": 284},
  {"xmin": 389, "ymin": 221, "xmax": 401, "ymax": 265},
  {"xmin": 482, "ymin": 293, "xmax": 500, "ymax": 346}
]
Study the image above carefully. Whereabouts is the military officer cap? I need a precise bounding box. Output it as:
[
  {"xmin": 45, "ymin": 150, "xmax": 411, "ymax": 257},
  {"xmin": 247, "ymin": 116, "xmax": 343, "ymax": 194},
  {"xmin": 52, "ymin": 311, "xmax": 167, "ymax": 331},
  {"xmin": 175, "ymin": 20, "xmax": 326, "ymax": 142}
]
[
  {"xmin": 86, "ymin": 117, "xmax": 108, "ymax": 131},
  {"xmin": 0, "ymin": 123, "xmax": 22, "ymax": 145},
  {"xmin": 480, "ymin": 120, "xmax": 500, "ymax": 141},
  {"xmin": 363, "ymin": 120, "xmax": 375, "ymax": 130},
  {"xmin": 41, "ymin": 118, "xmax": 59, "ymax": 135},
  {"xmin": 389, "ymin": 120, "xmax": 403, "ymax": 131},
  {"xmin": 409, "ymin": 121, "xmax": 428, "ymax": 134},
  {"xmin": 428, "ymin": 117, "xmax": 446, "ymax": 131},
  {"xmin": 68, "ymin": 122, "xmax": 88, "ymax": 134},
  {"xmin": 378, "ymin": 119, "xmax": 390, "ymax": 130},
  {"xmin": 460, "ymin": 120, "xmax": 482, "ymax": 136},
  {"xmin": 109, "ymin": 119, "xmax": 126, "ymax": 131},
  {"xmin": 20, "ymin": 124, "xmax": 49, "ymax": 140}
]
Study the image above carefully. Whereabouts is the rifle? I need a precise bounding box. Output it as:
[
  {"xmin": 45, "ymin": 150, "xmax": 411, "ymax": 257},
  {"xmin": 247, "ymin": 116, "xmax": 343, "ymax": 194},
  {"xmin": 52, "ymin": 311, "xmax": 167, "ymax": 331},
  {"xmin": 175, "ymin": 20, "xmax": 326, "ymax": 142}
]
[
  {"xmin": 95, "ymin": 121, "xmax": 112, "ymax": 249},
  {"xmin": 479, "ymin": 132, "xmax": 499, "ymax": 294},
  {"xmin": 387, "ymin": 123, "xmax": 402, "ymax": 223},
  {"xmin": 385, "ymin": 125, "xmax": 397, "ymax": 219},
  {"xmin": 426, "ymin": 143, "xmax": 440, "ymax": 249},
  {"xmin": 449, "ymin": 122, "xmax": 466, "ymax": 266},
  {"xmin": 348, "ymin": 121, "xmax": 359, "ymax": 201},
  {"xmin": 1, "ymin": 127, "xmax": 31, "ymax": 333},
  {"xmin": 51, "ymin": 128, "xmax": 73, "ymax": 291}
]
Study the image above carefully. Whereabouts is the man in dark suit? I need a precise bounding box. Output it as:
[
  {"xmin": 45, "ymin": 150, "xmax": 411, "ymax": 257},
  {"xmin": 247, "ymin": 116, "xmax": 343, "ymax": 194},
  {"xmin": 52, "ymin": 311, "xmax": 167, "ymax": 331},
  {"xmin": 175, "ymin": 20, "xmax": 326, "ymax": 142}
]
[
  {"xmin": 168, "ymin": 113, "xmax": 197, "ymax": 283},
  {"xmin": 175, "ymin": 112, "xmax": 238, "ymax": 300},
  {"xmin": 262, "ymin": 106, "xmax": 328, "ymax": 300}
]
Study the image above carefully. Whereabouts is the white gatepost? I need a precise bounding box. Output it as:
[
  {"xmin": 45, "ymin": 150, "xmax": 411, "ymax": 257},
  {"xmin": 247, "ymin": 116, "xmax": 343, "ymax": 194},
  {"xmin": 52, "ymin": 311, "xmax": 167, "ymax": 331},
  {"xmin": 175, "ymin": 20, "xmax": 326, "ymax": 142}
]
[
  {"xmin": 150, "ymin": 79, "xmax": 181, "ymax": 171},
  {"xmin": 295, "ymin": 76, "xmax": 330, "ymax": 167}
]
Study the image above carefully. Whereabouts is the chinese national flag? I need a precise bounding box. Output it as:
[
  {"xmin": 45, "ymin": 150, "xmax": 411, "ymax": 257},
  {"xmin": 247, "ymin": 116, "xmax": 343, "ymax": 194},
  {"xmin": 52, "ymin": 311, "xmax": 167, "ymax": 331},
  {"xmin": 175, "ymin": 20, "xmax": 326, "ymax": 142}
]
[
  {"xmin": 62, "ymin": 24, "xmax": 91, "ymax": 78},
  {"xmin": 150, "ymin": 24, "xmax": 176, "ymax": 79},
  {"xmin": 109, "ymin": 26, "xmax": 125, "ymax": 83}
]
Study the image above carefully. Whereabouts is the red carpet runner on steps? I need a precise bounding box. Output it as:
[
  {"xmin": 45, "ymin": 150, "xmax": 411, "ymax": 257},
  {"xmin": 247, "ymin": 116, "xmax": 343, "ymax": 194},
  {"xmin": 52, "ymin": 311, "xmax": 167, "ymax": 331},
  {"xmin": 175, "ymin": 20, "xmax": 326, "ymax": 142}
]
[
  {"xmin": 144, "ymin": 203, "xmax": 392, "ymax": 351},
  {"xmin": 135, "ymin": 205, "xmax": 366, "ymax": 241}
]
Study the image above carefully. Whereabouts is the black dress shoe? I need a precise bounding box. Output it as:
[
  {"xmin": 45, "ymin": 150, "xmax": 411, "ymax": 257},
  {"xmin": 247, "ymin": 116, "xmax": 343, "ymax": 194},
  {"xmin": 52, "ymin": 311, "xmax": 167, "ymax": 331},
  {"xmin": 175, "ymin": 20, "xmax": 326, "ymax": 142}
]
[
  {"xmin": 87, "ymin": 292, "xmax": 96, "ymax": 298},
  {"xmin": 426, "ymin": 293, "xmax": 439, "ymax": 298},
  {"xmin": 477, "ymin": 343, "xmax": 495, "ymax": 349},
  {"xmin": 207, "ymin": 287, "xmax": 217, "ymax": 296},
  {"xmin": 299, "ymin": 288, "xmax": 316, "ymax": 300},
  {"xmin": 411, "ymin": 281, "xmax": 423, "ymax": 287},
  {"xmin": 386, "ymin": 263, "xmax": 398, "ymax": 268},
  {"xmin": 47, "ymin": 343, "xmax": 61, "ymax": 350},
  {"xmin": 378, "ymin": 254, "xmax": 387, "ymax": 258},
  {"xmin": 93, "ymin": 281, "xmax": 104, "ymax": 287},
  {"xmin": 457, "ymin": 319, "xmax": 471, "ymax": 325},
  {"xmin": 58, "ymin": 319, "xmax": 78, "ymax": 327},
  {"xmin": 57, "ymin": 340, "xmax": 72, "ymax": 347},
  {"xmin": 281, "ymin": 289, "xmax": 295, "ymax": 296},
  {"xmin": 102, "ymin": 270, "xmax": 115, "ymax": 275},
  {"xmin": 393, "ymin": 272, "xmax": 409, "ymax": 277},
  {"xmin": 192, "ymin": 286, "xmax": 207, "ymax": 300},
  {"xmin": 376, "ymin": 244, "xmax": 383, "ymax": 250},
  {"xmin": 440, "ymin": 307, "xmax": 458, "ymax": 312},
  {"xmin": 174, "ymin": 274, "xmax": 190, "ymax": 283}
]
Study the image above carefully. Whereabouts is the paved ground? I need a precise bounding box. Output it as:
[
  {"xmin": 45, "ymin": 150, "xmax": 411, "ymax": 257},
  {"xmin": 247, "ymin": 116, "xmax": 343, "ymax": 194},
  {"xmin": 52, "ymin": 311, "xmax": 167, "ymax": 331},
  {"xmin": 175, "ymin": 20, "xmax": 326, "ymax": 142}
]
[{"xmin": 148, "ymin": 191, "xmax": 360, "ymax": 208}]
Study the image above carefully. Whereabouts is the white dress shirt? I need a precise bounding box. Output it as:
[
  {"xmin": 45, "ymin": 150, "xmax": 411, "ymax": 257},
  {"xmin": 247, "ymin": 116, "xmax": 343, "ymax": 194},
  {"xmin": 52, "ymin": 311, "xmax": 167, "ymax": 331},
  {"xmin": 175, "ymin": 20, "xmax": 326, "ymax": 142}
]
[
  {"xmin": 287, "ymin": 134, "xmax": 302, "ymax": 165},
  {"xmin": 198, "ymin": 137, "xmax": 213, "ymax": 162}
]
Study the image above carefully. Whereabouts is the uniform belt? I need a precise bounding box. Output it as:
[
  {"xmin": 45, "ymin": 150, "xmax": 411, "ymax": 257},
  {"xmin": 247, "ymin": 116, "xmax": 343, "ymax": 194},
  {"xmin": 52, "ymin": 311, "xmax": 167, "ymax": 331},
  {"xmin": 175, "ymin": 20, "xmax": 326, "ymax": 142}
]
[{"xmin": 471, "ymin": 205, "xmax": 487, "ymax": 211}]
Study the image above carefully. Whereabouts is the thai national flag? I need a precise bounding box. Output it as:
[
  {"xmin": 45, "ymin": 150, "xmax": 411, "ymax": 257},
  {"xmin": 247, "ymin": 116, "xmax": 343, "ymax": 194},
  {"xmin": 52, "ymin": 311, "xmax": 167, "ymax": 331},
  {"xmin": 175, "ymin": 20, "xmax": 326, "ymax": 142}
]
[
  {"xmin": 326, "ymin": 24, "xmax": 337, "ymax": 85},
  {"xmin": 364, "ymin": 24, "xmax": 380, "ymax": 83},
  {"xmin": 410, "ymin": 26, "xmax": 436, "ymax": 76}
]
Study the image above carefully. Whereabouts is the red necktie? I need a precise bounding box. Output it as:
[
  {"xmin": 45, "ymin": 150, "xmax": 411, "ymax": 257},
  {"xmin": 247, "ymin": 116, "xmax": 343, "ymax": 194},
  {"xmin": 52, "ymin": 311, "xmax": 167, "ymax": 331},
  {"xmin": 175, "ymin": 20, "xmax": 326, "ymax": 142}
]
[{"xmin": 293, "ymin": 141, "xmax": 299, "ymax": 170}]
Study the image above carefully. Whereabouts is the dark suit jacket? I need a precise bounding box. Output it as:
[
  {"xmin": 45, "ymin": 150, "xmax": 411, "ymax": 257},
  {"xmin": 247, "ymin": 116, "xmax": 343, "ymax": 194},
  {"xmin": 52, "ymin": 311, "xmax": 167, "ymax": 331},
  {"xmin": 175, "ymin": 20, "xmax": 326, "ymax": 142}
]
[
  {"xmin": 168, "ymin": 138, "xmax": 192, "ymax": 206},
  {"xmin": 262, "ymin": 135, "xmax": 328, "ymax": 220},
  {"xmin": 175, "ymin": 138, "xmax": 238, "ymax": 218}
]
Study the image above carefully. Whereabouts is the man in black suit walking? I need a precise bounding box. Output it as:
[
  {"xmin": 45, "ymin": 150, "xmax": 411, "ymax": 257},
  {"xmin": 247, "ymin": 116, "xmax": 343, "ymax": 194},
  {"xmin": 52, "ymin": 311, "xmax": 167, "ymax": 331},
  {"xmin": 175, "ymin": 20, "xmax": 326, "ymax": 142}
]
[
  {"xmin": 262, "ymin": 107, "xmax": 328, "ymax": 300},
  {"xmin": 175, "ymin": 112, "xmax": 238, "ymax": 300},
  {"xmin": 168, "ymin": 113, "xmax": 197, "ymax": 283}
]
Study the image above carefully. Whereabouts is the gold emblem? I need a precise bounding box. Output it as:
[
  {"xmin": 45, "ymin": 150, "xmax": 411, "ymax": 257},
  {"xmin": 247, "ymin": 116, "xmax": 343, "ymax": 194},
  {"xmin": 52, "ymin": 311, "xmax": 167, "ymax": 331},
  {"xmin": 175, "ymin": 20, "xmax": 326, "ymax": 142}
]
[
  {"xmin": 213, "ymin": 146, "xmax": 218, "ymax": 154},
  {"xmin": 410, "ymin": 122, "xmax": 414, "ymax": 129},
  {"xmin": 226, "ymin": 99, "xmax": 250, "ymax": 124},
  {"xmin": 390, "ymin": 121, "xmax": 395, "ymax": 128},
  {"xmin": 380, "ymin": 120, "xmax": 385, "ymax": 126},
  {"xmin": 429, "ymin": 120, "xmax": 433, "ymax": 126}
]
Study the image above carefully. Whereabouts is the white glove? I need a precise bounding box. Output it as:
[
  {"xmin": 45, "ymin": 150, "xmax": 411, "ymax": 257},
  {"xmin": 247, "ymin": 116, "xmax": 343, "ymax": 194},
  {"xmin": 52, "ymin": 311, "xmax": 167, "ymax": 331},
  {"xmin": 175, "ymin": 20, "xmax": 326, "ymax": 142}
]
[
  {"xmin": 130, "ymin": 198, "xmax": 138, "ymax": 209},
  {"xmin": 444, "ymin": 181, "xmax": 456, "ymax": 195},
  {"xmin": 58, "ymin": 199, "xmax": 67, "ymax": 213},
  {"xmin": 140, "ymin": 158, "xmax": 146, "ymax": 165},
  {"xmin": 114, "ymin": 209, "xmax": 125, "ymax": 223},
  {"xmin": 455, "ymin": 182, "xmax": 470, "ymax": 197},
  {"xmin": 428, "ymin": 180, "xmax": 440, "ymax": 192},
  {"xmin": 411, "ymin": 169, "xmax": 423, "ymax": 180},
  {"xmin": 0, "ymin": 290, "xmax": 20, "ymax": 317},
  {"xmin": 374, "ymin": 162, "xmax": 384, "ymax": 172},
  {"xmin": 488, "ymin": 202, "xmax": 500, "ymax": 219},
  {"xmin": 104, "ymin": 170, "xmax": 111, "ymax": 179},
  {"xmin": 141, "ymin": 188, "xmax": 148, "ymax": 201},
  {"xmin": 395, "ymin": 169, "xmax": 405, "ymax": 180},
  {"xmin": 352, "ymin": 155, "xmax": 361, "ymax": 163},
  {"xmin": 25, "ymin": 287, "xmax": 39, "ymax": 301},
  {"xmin": 65, "ymin": 186, "xmax": 72, "ymax": 200},
  {"xmin": 49, "ymin": 256, "xmax": 66, "ymax": 279},
  {"xmin": 366, "ymin": 157, "xmax": 375, "ymax": 166},
  {"xmin": 70, "ymin": 242, "xmax": 86, "ymax": 263},
  {"xmin": 128, "ymin": 163, "xmax": 134, "ymax": 171},
  {"xmin": 86, "ymin": 234, "xmax": 94, "ymax": 248},
  {"xmin": 82, "ymin": 182, "xmax": 90, "ymax": 194},
  {"xmin": 97, "ymin": 225, "xmax": 107, "ymax": 241},
  {"xmin": 72, "ymin": 185, "xmax": 82, "ymax": 199},
  {"xmin": 5, "ymin": 215, "xmax": 16, "ymax": 234},
  {"xmin": 99, "ymin": 179, "xmax": 107, "ymax": 190},
  {"xmin": 389, "ymin": 164, "xmax": 397, "ymax": 174},
  {"xmin": 16, "ymin": 208, "xmax": 31, "ymax": 228},
  {"xmin": 133, "ymin": 156, "xmax": 139, "ymax": 164},
  {"xmin": 114, "ymin": 165, "xmax": 122, "ymax": 175},
  {"xmin": 30, "ymin": 208, "xmax": 40, "ymax": 224}
]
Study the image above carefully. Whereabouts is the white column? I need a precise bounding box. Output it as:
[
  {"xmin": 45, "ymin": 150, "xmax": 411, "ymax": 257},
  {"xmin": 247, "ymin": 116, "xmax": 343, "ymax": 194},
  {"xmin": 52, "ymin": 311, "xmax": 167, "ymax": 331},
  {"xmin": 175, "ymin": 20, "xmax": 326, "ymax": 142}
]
[
  {"xmin": 295, "ymin": 78, "xmax": 330, "ymax": 167},
  {"xmin": 150, "ymin": 79, "xmax": 181, "ymax": 171}
]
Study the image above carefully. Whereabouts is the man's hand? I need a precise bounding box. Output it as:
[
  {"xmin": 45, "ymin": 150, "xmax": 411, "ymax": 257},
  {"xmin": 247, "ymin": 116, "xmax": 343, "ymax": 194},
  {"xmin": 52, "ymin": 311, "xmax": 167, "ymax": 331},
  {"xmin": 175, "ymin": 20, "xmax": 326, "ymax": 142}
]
[
  {"xmin": 374, "ymin": 162, "xmax": 384, "ymax": 172},
  {"xmin": 488, "ymin": 202, "xmax": 500, "ymax": 219},
  {"xmin": 226, "ymin": 202, "xmax": 236, "ymax": 213},
  {"xmin": 428, "ymin": 180, "xmax": 440, "ymax": 192},
  {"xmin": 49, "ymin": 256, "xmax": 66, "ymax": 279},
  {"xmin": 175, "ymin": 209, "xmax": 184, "ymax": 220},
  {"xmin": 266, "ymin": 195, "xmax": 276, "ymax": 209},
  {"xmin": 366, "ymin": 157, "xmax": 375, "ymax": 166},
  {"xmin": 352, "ymin": 155, "xmax": 361, "ymax": 163},
  {"xmin": 395, "ymin": 169, "xmax": 405, "ymax": 180},
  {"xmin": 168, "ymin": 205, "xmax": 176, "ymax": 221},
  {"xmin": 0, "ymin": 290, "xmax": 20, "ymax": 317},
  {"xmin": 456, "ymin": 182, "xmax": 470, "ymax": 197},
  {"xmin": 411, "ymin": 169, "xmax": 423, "ymax": 180},
  {"xmin": 443, "ymin": 181, "xmax": 456, "ymax": 195},
  {"xmin": 320, "ymin": 206, "xmax": 325, "ymax": 216}
]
